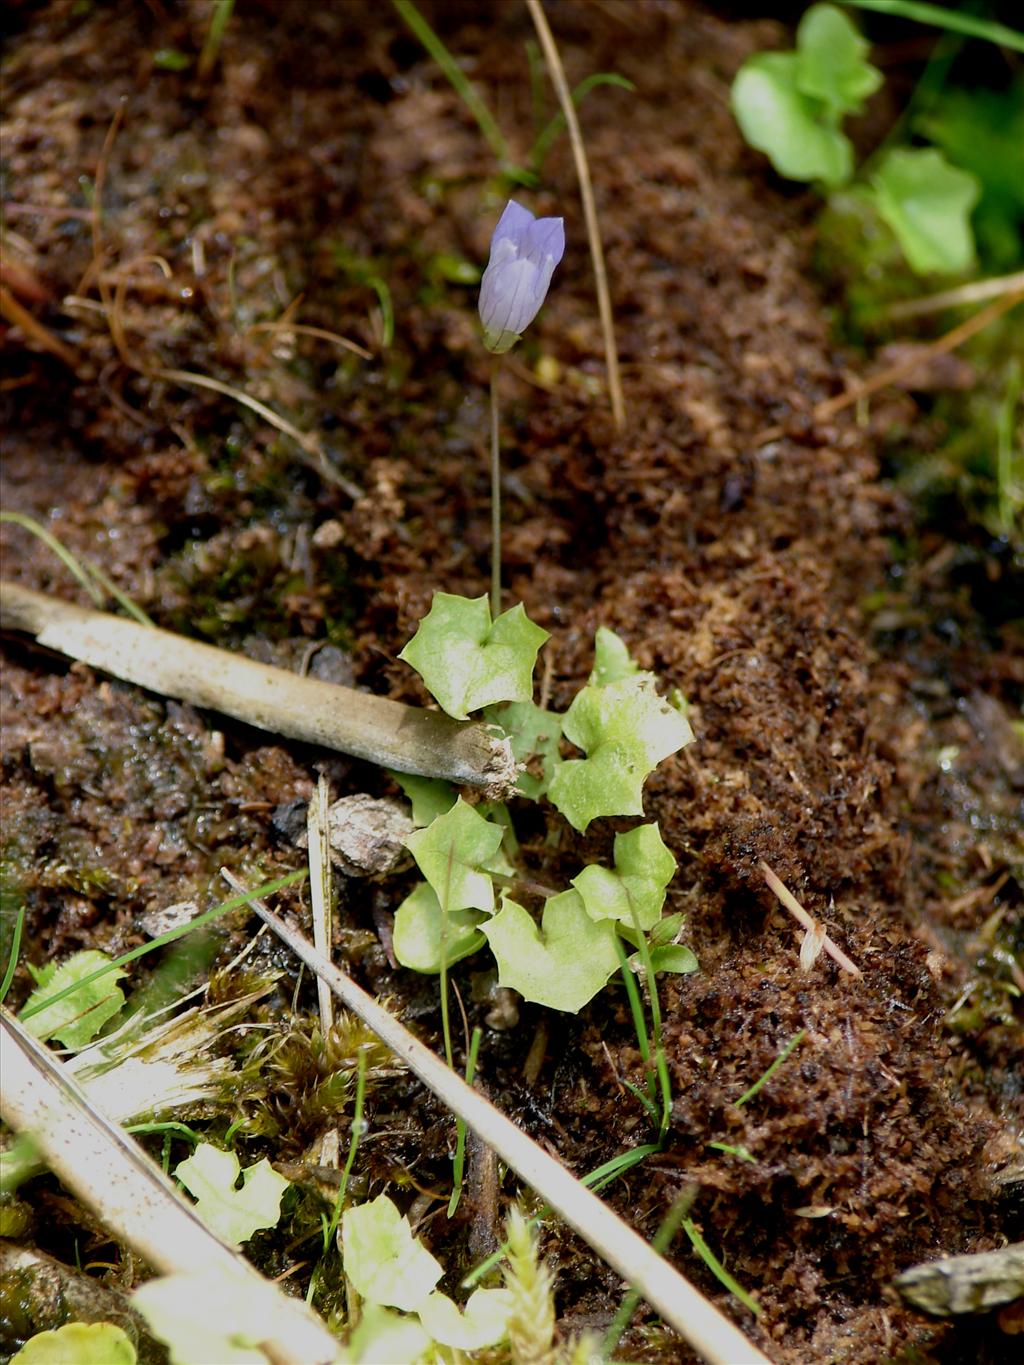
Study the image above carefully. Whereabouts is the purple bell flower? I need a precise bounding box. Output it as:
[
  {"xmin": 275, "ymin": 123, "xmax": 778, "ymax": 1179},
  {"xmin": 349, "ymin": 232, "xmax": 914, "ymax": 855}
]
[{"xmin": 479, "ymin": 200, "xmax": 565, "ymax": 354}]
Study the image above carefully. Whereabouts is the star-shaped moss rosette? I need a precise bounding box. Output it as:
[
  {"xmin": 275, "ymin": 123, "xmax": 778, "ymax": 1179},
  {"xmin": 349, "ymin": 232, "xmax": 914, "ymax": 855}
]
[{"xmin": 398, "ymin": 592, "xmax": 548, "ymax": 721}]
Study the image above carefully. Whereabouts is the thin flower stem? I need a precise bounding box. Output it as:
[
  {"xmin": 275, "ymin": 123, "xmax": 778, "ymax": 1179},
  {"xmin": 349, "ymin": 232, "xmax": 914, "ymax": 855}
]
[
  {"xmin": 526, "ymin": 0, "xmax": 625, "ymax": 430},
  {"xmin": 490, "ymin": 357, "xmax": 503, "ymax": 617}
]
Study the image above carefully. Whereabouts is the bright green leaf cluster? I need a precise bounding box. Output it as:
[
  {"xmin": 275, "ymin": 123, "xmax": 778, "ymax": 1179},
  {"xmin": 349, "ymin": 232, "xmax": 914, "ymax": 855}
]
[
  {"xmin": 174, "ymin": 1143, "xmax": 290, "ymax": 1246},
  {"xmin": 21, "ymin": 950, "xmax": 127, "ymax": 1050},
  {"xmin": 572, "ymin": 823, "xmax": 676, "ymax": 932},
  {"xmin": 548, "ymin": 675, "xmax": 694, "ymax": 832},
  {"xmin": 398, "ymin": 592, "xmax": 548, "ymax": 720},
  {"xmin": 731, "ymin": 4, "xmax": 880, "ymax": 187},
  {"xmin": 10, "ymin": 1323, "xmax": 137, "ymax": 1365}
]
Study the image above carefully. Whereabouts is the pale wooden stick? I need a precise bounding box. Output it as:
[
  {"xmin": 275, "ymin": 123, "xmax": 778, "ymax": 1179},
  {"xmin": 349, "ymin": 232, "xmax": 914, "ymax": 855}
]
[
  {"xmin": 224, "ymin": 871, "xmax": 774, "ymax": 1365},
  {"xmin": 0, "ymin": 581, "xmax": 516, "ymax": 796},
  {"xmin": 307, "ymin": 773, "xmax": 335, "ymax": 1035},
  {"xmin": 526, "ymin": 0, "xmax": 625, "ymax": 430},
  {"xmin": 759, "ymin": 860, "xmax": 862, "ymax": 978},
  {"xmin": 0, "ymin": 1008, "xmax": 341, "ymax": 1365},
  {"xmin": 885, "ymin": 270, "xmax": 1024, "ymax": 321}
]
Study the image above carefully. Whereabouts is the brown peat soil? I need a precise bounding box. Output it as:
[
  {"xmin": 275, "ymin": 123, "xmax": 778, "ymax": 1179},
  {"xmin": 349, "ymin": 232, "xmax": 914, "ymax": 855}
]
[{"xmin": 1, "ymin": 3, "xmax": 1021, "ymax": 1362}]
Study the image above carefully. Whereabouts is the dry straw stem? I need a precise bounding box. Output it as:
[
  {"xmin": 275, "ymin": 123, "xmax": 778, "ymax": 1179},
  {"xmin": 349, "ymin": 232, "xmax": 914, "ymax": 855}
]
[
  {"xmin": 815, "ymin": 289, "xmax": 1024, "ymax": 422},
  {"xmin": 0, "ymin": 284, "xmax": 81, "ymax": 370},
  {"xmin": 307, "ymin": 773, "xmax": 335, "ymax": 1035},
  {"xmin": 0, "ymin": 1008, "xmax": 342, "ymax": 1365},
  {"xmin": 0, "ymin": 580, "xmax": 517, "ymax": 796},
  {"xmin": 885, "ymin": 269, "xmax": 1024, "ymax": 321},
  {"xmin": 233, "ymin": 877, "xmax": 775, "ymax": 1365},
  {"xmin": 525, "ymin": 0, "xmax": 625, "ymax": 430},
  {"xmin": 759, "ymin": 860, "xmax": 862, "ymax": 978}
]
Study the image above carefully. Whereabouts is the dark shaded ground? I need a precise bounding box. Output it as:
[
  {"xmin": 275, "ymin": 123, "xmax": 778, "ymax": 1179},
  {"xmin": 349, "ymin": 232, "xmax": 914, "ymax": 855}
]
[{"xmin": 1, "ymin": 3, "xmax": 1021, "ymax": 1362}]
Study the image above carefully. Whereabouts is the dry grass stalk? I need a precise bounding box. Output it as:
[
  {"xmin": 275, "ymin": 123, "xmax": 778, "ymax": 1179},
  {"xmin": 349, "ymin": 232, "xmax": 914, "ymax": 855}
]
[
  {"xmin": 307, "ymin": 773, "xmax": 335, "ymax": 1035},
  {"xmin": 525, "ymin": 0, "xmax": 625, "ymax": 431},
  {"xmin": 759, "ymin": 860, "xmax": 861, "ymax": 978}
]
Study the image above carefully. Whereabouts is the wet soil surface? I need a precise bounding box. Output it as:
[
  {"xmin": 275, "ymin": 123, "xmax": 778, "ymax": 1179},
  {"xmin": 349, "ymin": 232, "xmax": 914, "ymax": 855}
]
[{"xmin": 2, "ymin": 3, "xmax": 1021, "ymax": 1363}]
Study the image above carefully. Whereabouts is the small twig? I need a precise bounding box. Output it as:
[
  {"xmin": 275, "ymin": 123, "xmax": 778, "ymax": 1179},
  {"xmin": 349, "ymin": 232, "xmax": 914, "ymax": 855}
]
[
  {"xmin": 306, "ymin": 774, "xmax": 334, "ymax": 1035},
  {"xmin": 759, "ymin": 860, "xmax": 862, "ymax": 978},
  {"xmin": 525, "ymin": 0, "xmax": 625, "ymax": 430},
  {"xmin": 0, "ymin": 581, "xmax": 517, "ymax": 795},
  {"xmin": 884, "ymin": 270, "xmax": 1024, "ymax": 321},
  {"xmin": 814, "ymin": 290, "xmax": 1024, "ymax": 422},
  {"xmin": 232, "ymin": 878, "xmax": 775, "ymax": 1365}
]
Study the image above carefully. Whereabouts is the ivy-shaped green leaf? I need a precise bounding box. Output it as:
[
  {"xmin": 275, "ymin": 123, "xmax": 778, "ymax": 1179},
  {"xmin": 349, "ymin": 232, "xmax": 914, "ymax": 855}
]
[
  {"xmin": 417, "ymin": 1288, "xmax": 514, "ymax": 1351},
  {"xmin": 795, "ymin": 4, "xmax": 882, "ymax": 118},
  {"xmin": 572, "ymin": 823, "xmax": 676, "ymax": 933},
  {"xmin": 342, "ymin": 1194, "xmax": 442, "ymax": 1312},
  {"xmin": 10, "ymin": 1323, "xmax": 137, "ymax": 1365},
  {"xmin": 547, "ymin": 679, "xmax": 694, "ymax": 832},
  {"xmin": 732, "ymin": 52, "xmax": 853, "ymax": 187},
  {"xmin": 21, "ymin": 951, "xmax": 127, "ymax": 1050},
  {"xmin": 174, "ymin": 1144, "xmax": 290, "ymax": 1247},
  {"xmin": 405, "ymin": 797, "xmax": 504, "ymax": 913},
  {"xmin": 589, "ymin": 626, "xmax": 646, "ymax": 687},
  {"xmin": 391, "ymin": 771, "xmax": 457, "ymax": 826},
  {"xmin": 480, "ymin": 891, "xmax": 622, "ymax": 1012},
  {"xmin": 486, "ymin": 699, "xmax": 564, "ymax": 799},
  {"xmin": 392, "ymin": 882, "xmax": 487, "ymax": 974},
  {"xmin": 869, "ymin": 147, "xmax": 980, "ymax": 275},
  {"xmin": 398, "ymin": 593, "xmax": 549, "ymax": 720}
]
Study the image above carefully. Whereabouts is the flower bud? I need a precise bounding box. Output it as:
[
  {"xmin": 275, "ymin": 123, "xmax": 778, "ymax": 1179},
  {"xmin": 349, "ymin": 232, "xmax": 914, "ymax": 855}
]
[{"xmin": 478, "ymin": 200, "xmax": 565, "ymax": 354}]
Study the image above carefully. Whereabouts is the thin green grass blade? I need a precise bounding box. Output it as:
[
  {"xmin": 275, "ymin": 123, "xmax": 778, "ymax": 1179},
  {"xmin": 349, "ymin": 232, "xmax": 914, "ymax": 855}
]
[
  {"xmin": 392, "ymin": 0, "xmax": 512, "ymax": 164},
  {"xmin": 19, "ymin": 869, "xmax": 307, "ymax": 1023},
  {"xmin": 448, "ymin": 1025, "xmax": 482, "ymax": 1216},
  {"xmin": 681, "ymin": 1216, "xmax": 761, "ymax": 1317},
  {"xmin": 0, "ymin": 903, "xmax": 25, "ymax": 1005},
  {"xmin": 601, "ymin": 1189, "xmax": 694, "ymax": 1358},
  {"xmin": 839, "ymin": 1, "xmax": 1024, "ymax": 52},
  {"xmin": 735, "ymin": 1028, "xmax": 807, "ymax": 1108}
]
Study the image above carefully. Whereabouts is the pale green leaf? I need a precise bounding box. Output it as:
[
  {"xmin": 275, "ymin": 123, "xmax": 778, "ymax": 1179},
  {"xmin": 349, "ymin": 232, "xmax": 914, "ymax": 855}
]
[
  {"xmin": 341, "ymin": 1305, "xmax": 431, "ymax": 1364},
  {"xmin": 647, "ymin": 944, "xmax": 699, "ymax": 974},
  {"xmin": 480, "ymin": 891, "xmax": 622, "ymax": 1012},
  {"xmin": 870, "ymin": 147, "xmax": 980, "ymax": 274},
  {"xmin": 796, "ymin": 5, "xmax": 882, "ymax": 116},
  {"xmin": 21, "ymin": 951, "xmax": 126, "ymax": 1049},
  {"xmin": 11, "ymin": 1323, "xmax": 137, "ymax": 1365},
  {"xmin": 589, "ymin": 626, "xmax": 646, "ymax": 687},
  {"xmin": 393, "ymin": 882, "xmax": 486, "ymax": 974},
  {"xmin": 418, "ymin": 1288, "xmax": 515, "ymax": 1350},
  {"xmin": 572, "ymin": 823, "xmax": 676, "ymax": 932},
  {"xmin": 134, "ymin": 1271, "xmax": 294, "ymax": 1365},
  {"xmin": 391, "ymin": 771, "xmax": 457, "ymax": 826},
  {"xmin": 649, "ymin": 910, "xmax": 686, "ymax": 948},
  {"xmin": 342, "ymin": 1194, "xmax": 442, "ymax": 1312},
  {"xmin": 486, "ymin": 700, "xmax": 564, "ymax": 798},
  {"xmin": 732, "ymin": 52, "xmax": 853, "ymax": 186},
  {"xmin": 406, "ymin": 797, "xmax": 503, "ymax": 912},
  {"xmin": 398, "ymin": 593, "xmax": 549, "ymax": 720},
  {"xmin": 174, "ymin": 1143, "xmax": 290, "ymax": 1246},
  {"xmin": 548, "ymin": 679, "xmax": 694, "ymax": 832}
]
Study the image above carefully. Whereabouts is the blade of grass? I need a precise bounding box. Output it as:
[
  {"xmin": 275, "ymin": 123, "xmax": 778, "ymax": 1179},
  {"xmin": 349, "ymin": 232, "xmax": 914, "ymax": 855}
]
[
  {"xmin": 525, "ymin": 0, "xmax": 625, "ymax": 429},
  {"xmin": 530, "ymin": 73, "xmax": 635, "ymax": 175},
  {"xmin": 391, "ymin": 0, "xmax": 512, "ymax": 167},
  {"xmin": 197, "ymin": 0, "xmax": 235, "ymax": 80},
  {"xmin": 448, "ymin": 1024, "xmax": 482, "ymax": 1216},
  {"xmin": 1, "ymin": 904, "xmax": 26, "ymax": 1005},
  {"xmin": 324, "ymin": 1048, "xmax": 368, "ymax": 1247},
  {"xmin": 602, "ymin": 1189, "xmax": 695, "ymax": 1358},
  {"xmin": 735, "ymin": 1029, "xmax": 807, "ymax": 1109},
  {"xmin": 838, "ymin": 1, "xmax": 1024, "ymax": 53},
  {"xmin": 19, "ymin": 870, "xmax": 307, "ymax": 1025},
  {"xmin": 681, "ymin": 1216, "xmax": 761, "ymax": 1317}
]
